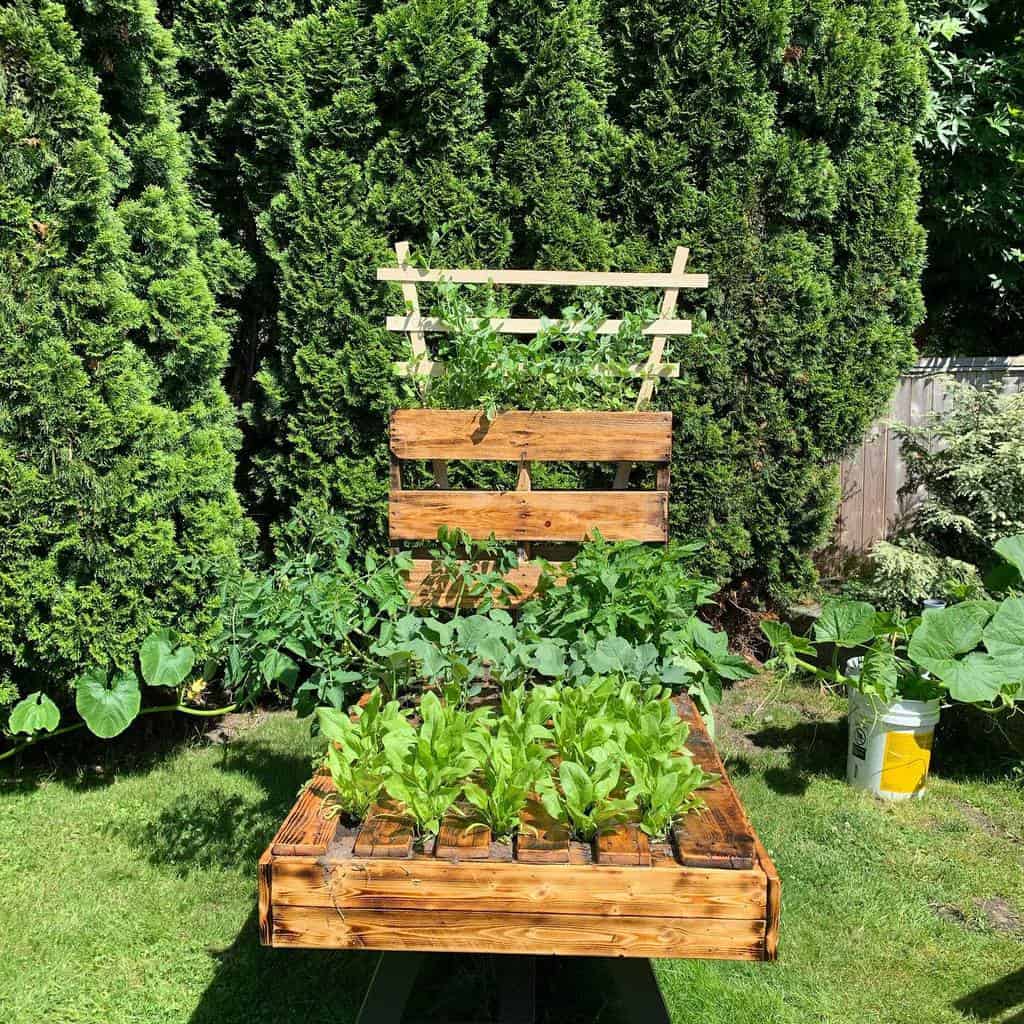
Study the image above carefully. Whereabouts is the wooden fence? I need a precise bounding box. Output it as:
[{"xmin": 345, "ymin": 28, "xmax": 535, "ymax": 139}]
[{"xmin": 835, "ymin": 356, "xmax": 1024, "ymax": 556}]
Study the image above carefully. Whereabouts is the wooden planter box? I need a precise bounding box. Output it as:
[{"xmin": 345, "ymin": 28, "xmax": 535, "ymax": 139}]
[{"xmin": 259, "ymin": 695, "xmax": 779, "ymax": 960}]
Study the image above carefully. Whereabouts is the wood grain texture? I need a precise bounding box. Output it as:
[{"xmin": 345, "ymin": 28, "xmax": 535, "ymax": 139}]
[
  {"xmin": 271, "ymin": 856, "xmax": 767, "ymax": 918},
  {"xmin": 271, "ymin": 906, "xmax": 764, "ymax": 959},
  {"xmin": 393, "ymin": 359, "xmax": 680, "ymax": 380},
  {"xmin": 756, "ymin": 838, "xmax": 782, "ymax": 961},
  {"xmin": 390, "ymin": 410, "xmax": 672, "ymax": 462},
  {"xmin": 270, "ymin": 774, "xmax": 339, "ymax": 856},
  {"xmin": 514, "ymin": 798, "xmax": 570, "ymax": 863},
  {"xmin": 594, "ymin": 823, "xmax": 652, "ymax": 866},
  {"xmin": 435, "ymin": 808, "xmax": 492, "ymax": 861},
  {"xmin": 673, "ymin": 695, "xmax": 757, "ymax": 870},
  {"xmin": 636, "ymin": 246, "xmax": 689, "ymax": 408},
  {"xmin": 258, "ymin": 849, "xmax": 273, "ymax": 946},
  {"xmin": 353, "ymin": 801, "xmax": 414, "ymax": 859},
  {"xmin": 403, "ymin": 559, "xmax": 562, "ymax": 608},
  {"xmin": 386, "ymin": 315, "xmax": 692, "ymax": 336},
  {"xmin": 389, "ymin": 490, "xmax": 668, "ymax": 542},
  {"xmin": 378, "ymin": 267, "xmax": 709, "ymax": 290}
]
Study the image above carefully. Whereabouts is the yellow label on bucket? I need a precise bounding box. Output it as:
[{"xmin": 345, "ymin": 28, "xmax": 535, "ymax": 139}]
[{"xmin": 880, "ymin": 729, "xmax": 934, "ymax": 794}]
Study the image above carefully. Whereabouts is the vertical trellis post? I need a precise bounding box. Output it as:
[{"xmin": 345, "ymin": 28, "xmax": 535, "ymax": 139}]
[
  {"xmin": 613, "ymin": 245, "xmax": 689, "ymax": 489},
  {"xmin": 394, "ymin": 240, "xmax": 448, "ymax": 489}
]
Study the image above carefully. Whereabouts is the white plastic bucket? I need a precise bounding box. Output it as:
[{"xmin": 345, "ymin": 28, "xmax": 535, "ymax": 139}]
[{"xmin": 846, "ymin": 682, "xmax": 940, "ymax": 800}]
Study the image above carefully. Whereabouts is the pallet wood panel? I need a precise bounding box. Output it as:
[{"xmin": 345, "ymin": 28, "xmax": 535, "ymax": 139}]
[
  {"xmin": 672, "ymin": 697, "xmax": 757, "ymax": 870},
  {"xmin": 514, "ymin": 798, "xmax": 571, "ymax": 864},
  {"xmin": 595, "ymin": 824, "xmax": 651, "ymax": 866},
  {"xmin": 403, "ymin": 559, "xmax": 560, "ymax": 607},
  {"xmin": 389, "ymin": 490, "xmax": 668, "ymax": 542},
  {"xmin": 270, "ymin": 857, "xmax": 768, "ymax": 918},
  {"xmin": 386, "ymin": 315, "xmax": 693, "ymax": 336},
  {"xmin": 271, "ymin": 906, "xmax": 766, "ymax": 960},
  {"xmin": 390, "ymin": 410, "xmax": 672, "ymax": 463},
  {"xmin": 378, "ymin": 266, "xmax": 709, "ymax": 290},
  {"xmin": 270, "ymin": 774, "xmax": 339, "ymax": 857},
  {"xmin": 435, "ymin": 809, "xmax": 492, "ymax": 861}
]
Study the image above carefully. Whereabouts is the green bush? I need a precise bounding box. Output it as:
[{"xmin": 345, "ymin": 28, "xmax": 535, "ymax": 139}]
[
  {"xmin": 898, "ymin": 380, "xmax": 1024, "ymax": 564},
  {"xmin": 166, "ymin": 0, "xmax": 928, "ymax": 597},
  {"xmin": 0, "ymin": 0, "xmax": 247, "ymax": 698},
  {"xmin": 911, "ymin": 0, "xmax": 1023, "ymax": 355}
]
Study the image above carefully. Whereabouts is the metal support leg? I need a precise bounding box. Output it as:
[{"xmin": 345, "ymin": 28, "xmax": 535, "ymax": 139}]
[
  {"xmin": 605, "ymin": 957, "xmax": 671, "ymax": 1024},
  {"xmin": 356, "ymin": 951, "xmax": 425, "ymax": 1024},
  {"xmin": 496, "ymin": 955, "xmax": 536, "ymax": 1023}
]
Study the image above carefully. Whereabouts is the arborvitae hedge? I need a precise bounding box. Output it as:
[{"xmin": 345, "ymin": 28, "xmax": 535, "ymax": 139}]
[
  {"xmin": 162, "ymin": 0, "xmax": 927, "ymax": 596},
  {"xmin": 0, "ymin": 0, "xmax": 247, "ymax": 692}
]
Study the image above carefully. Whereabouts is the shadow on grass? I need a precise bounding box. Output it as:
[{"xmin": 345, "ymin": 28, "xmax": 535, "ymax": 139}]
[
  {"xmin": 0, "ymin": 713, "xmax": 213, "ymax": 795},
  {"xmin": 109, "ymin": 730, "xmax": 315, "ymax": 875},
  {"xmin": 953, "ymin": 966, "xmax": 1024, "ymax": 1023},
  {"xmin": 188, "ymin": 937, "xmax": 645, "ymax": 1024},
  {"xmin": 728, "ymin": 719, "xmax": 848, "ymax": 796}
]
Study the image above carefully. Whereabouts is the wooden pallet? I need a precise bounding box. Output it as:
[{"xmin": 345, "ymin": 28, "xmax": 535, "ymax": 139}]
[{"xmin": 259, "ymin": 694, "xmax": 780, "ymax": 960}]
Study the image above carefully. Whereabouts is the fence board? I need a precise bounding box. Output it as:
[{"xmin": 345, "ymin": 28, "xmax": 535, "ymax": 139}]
[{"xmin": 834, "ymin": 356, "xmax": 1024, "ymax": 556}]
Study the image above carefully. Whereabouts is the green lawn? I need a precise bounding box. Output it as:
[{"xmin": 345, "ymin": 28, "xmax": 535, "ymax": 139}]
[{"xmin": 1, "ymin": 678, "xmax": 1022, "ymax": 1024}]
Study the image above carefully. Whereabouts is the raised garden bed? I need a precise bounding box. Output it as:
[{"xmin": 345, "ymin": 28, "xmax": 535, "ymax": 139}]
[{"xmin": 259, "ymin": 693, "xmax": 779, "ymax": 960}]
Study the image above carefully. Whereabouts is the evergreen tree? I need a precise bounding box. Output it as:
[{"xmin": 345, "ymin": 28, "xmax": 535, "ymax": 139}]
[
  {"xmin": 0, "ymin": 0, "xmax": 246, "ymax": 693},
  {"xmin": 158, "ymin": 0, "xmax": 928, "ymax": 596}
]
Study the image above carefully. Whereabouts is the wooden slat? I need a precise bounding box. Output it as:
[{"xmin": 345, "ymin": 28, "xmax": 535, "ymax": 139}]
[
  {"xmin": 271, "ymin": 855, "xmax": 767, "ymax": 918},
  {"xmin": 435, "ymin": 807, "xmax": 492, "ymax": 861},
  {"xmin": 515, "ymin": 798, "xmax": 570, "ymax": 863},
  {"xmin": 756, "ymin": 838, "xmax": 781, "ymax": 960},
  {"xmin": 258, "ymin": 849, "xmax": 274, "ymax": 945},
  {"xmin": 672, "ymin": 696, "xmax": 756, "ymax": 870},
  {"xmin": 353, "ymin": 800, "xmax": 414, "ymax": 859},
  {"xmin": 391, "ymin": 410, "xmax": 672, "ymax": 462},
  {"xmin": 392, "ymin": 241, "xmax": 427, "ymax": 359},
  {"xmin": 272, "ymin": 905, "xmax": 765, "ymax": 959},
  {"xmin": 389, "ymin": 490, "xmax": 668, "ymax": 542},
  {"xmin": 594, "ymin": 824, "xmax": 651, "ymax": 866},
  {"xmin": 393, "ymin": 359, "xmax": 680, "ymax": 379},
  {"xmin": 637, "ymin": 246, "xmax": 689, "ymax": 407},
  {"xmin": 270, "ymin": 774, "xmax": 339, "ymax": 856},
  {"xmin": 378, "ymin": 267, "xmax": 709, "ymax": 289},
  {"xmin": 403, "ymin": 559, "xmax": 560, "ymax": 608},
  {"xmin": 386, "ymin": 315, "xmax": 692, "ymax": 336}
]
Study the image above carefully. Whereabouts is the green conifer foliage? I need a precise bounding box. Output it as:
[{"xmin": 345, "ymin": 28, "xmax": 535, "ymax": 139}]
[
  {"xmin": 0, "ymin": 0, "xmax": 246, "ymax": 692},
  {"xmin": 162, "ymin": 0, "xmax": 927, "ymax": 595}
]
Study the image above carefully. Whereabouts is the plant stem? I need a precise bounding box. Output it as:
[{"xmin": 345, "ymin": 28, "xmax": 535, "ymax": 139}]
[{"xmin": 0, "ymin": 703, "xmax": 238, "ymax": 763}]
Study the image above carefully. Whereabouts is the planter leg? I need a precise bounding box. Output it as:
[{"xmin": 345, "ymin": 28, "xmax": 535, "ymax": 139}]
[
  {"xmin": 356, "ymin": 951, "xmax": 425, "ymax": 1024},
  {"xmin": 496, "ymin": 954, "xmax": 536, "ymax": 1023},
  {"xmin": 605, "ymin": 958, "xmax": 670, "ymax": 1024}
]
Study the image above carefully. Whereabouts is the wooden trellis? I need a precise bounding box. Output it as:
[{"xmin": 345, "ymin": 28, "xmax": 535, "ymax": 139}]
[{"xmin": 379, "ymin": 241, "xmax": 704, "ymax": 493}]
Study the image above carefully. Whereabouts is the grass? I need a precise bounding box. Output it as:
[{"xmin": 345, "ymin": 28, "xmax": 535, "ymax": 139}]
[{"xmin": 1, "ymin": 678, "xmax": 1022, "ymax": 1024}]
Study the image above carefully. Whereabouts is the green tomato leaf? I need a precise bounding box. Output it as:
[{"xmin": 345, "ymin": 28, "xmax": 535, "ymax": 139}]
[
  {"xmin": 8, "ymin": 691, "xmax": 60, "ymax": 735},
  {"xmin": 75, "ymin": 668, "xmax": 141, "ymax": 739},
  {"xmin": 261, "ymin": 650, "xmax": 299, "ymax": 687},
  {"xmin": 140, "ymin": 628, "xmax": 196, "ymax": 687},
  {"xmin": 813, "ymin": 600, "xmax": 877, "ymax": 647}
]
